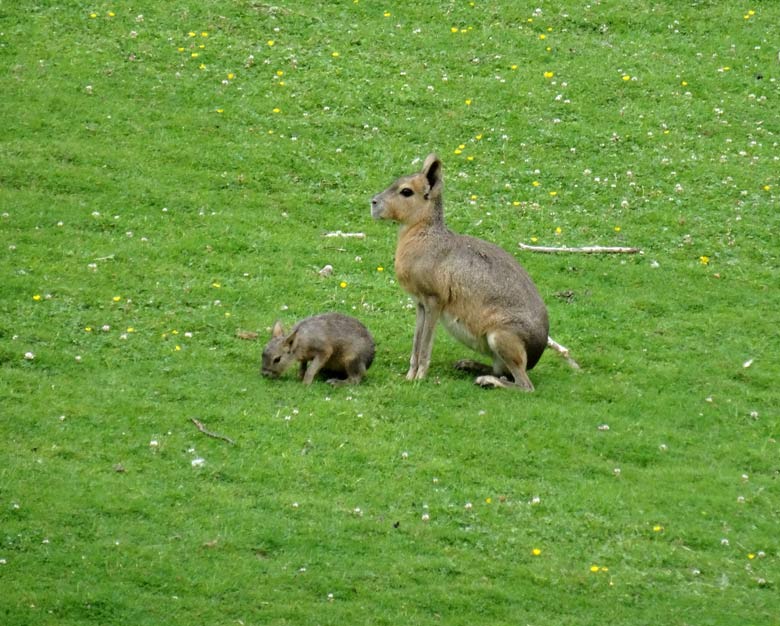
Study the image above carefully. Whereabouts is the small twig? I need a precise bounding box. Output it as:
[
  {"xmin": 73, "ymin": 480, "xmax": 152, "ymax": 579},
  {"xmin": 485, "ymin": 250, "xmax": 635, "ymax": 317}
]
[
  {"xmin": 547, "ymin": 336, "xmax": 581, "ymax": 369},
  {"xmin": 520, "ymin": 243, "xmax": 642, "ymax": 254},
  {"xmin": 324, "ymin": 230, "xmax": 366, "ymax": 239},
  {"xmin": 190, "ymin": 418, "xmax": 236, "ymax": 445},
  {"xmin": 93, "ymin": 254, "xmax": 116, "ymax": 261}
]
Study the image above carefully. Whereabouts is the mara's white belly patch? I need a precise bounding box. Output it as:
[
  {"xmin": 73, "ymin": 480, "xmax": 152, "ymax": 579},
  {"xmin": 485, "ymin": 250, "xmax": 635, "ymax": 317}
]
[{"xmin": 441, "ymin": 313, "xmax": 490, "ymax": 355}]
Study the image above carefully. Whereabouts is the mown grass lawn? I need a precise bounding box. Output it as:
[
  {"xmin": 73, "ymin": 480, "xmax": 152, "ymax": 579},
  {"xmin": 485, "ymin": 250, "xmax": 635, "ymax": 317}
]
[{"xmin": 1, "ymin": 2, "xmax": 778, "ymax": 625}]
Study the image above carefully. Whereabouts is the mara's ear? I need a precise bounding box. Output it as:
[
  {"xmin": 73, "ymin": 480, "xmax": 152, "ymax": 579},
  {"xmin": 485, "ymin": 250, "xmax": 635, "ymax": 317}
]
[
  {"xmin": 271, "ymin": 321, "xmax": 285, "ymax": 338},
  {"xmin": 283, "ymin": 327, "xmax": 299, "ymax": 350},
  {"xmin": 421, "ymin": 153, "xmax": 443, "ymax": 199}
]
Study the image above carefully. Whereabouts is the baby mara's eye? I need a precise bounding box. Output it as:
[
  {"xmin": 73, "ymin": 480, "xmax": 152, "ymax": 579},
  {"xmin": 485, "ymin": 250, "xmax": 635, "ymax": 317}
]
[
  {"xmin": 400, "ymin": 188, "xmax": 414, "ymax": 198},
  {"xmin": 273, "ymin": 356, "xmax": 282, "ymax": 364}
]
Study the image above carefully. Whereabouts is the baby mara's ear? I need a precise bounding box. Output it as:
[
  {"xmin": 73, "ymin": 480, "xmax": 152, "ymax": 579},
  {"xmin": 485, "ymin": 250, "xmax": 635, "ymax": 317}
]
[
  {"xmin": 421, "ymin": 154, "xmax": 443, "ymax": 200},
  {"xmin": 283, "ymin": 328, "xmax": 299, "ymax": 351},
  {"xmin": 271, "ymin": 321, "xmax": 285, "ymax": 338}
]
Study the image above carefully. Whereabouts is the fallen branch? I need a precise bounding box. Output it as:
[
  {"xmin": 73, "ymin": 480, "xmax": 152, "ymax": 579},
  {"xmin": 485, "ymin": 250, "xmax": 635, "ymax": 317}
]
[
  {"xmin": 324, "ymin": 230, "xmax": 366, "ymax": 239},
  {"xmin": 519, "ymin": 243, "xmax": 642, "ymax": 254},
  {"xmin": 547, "ymin": 336, "xmax": 581, "ymax": 370},
  {"xmin": 190, "ymin": 418, "xmax": 236, "ymax": 445}
]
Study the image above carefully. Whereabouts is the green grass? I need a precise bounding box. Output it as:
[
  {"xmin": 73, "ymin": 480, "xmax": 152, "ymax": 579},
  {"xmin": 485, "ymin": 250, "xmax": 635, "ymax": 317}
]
[{"xmin": 2, "ymin": 1, "xmax": 779, "ymax": 624}]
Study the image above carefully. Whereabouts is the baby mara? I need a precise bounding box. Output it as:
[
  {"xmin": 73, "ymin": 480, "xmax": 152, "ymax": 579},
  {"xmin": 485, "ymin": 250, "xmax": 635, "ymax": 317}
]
[{"xmin": 261, "ymin": 313, "xmax": 375, "ymax": 386}]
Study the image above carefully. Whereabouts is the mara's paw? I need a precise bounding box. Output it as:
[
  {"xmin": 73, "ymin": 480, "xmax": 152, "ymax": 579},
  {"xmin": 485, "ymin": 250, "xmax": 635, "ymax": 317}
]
[{"xmin": 474, "ymin": 375, "xmax": 504, "ymax": 388}]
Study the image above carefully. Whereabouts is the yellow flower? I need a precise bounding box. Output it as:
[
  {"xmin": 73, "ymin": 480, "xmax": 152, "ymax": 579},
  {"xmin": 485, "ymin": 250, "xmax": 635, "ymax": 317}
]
[
  {"xmin": 475, "ymin": 134, "xmax": 483, "ymax": 140},
  {"xmin": 653, "ymin": 524, "xmax": 664, "ymax": 532},
  {"xmin": 539, "ymin": 34, "xmax": 546, "ymax": 40},
  {"xmin": 549, "ymin": 191, "xmax": 558, "ymax": 197},
  {"xmin": 377, "ymin": 266, "xmax": 384, "ymax": 272},
  {"xmin": 681, "ymin": 80, "xmax": 688, "ymax": 86},
  {"xmin": 590, "ymin": 565, "xmax": 600, "ymax": 573},
  {"xmin": 510, "ymin": 64, "xmax": 518, "ymax": 70},
  {"xmin": 555, "ymin": 226, "xmax": 562, "ymax": 235},
  {"xmin": 191, "ymin": 52, "xmax": 199, "ymax": 58},
  {"xmin": 531, "ymin": 236, "xmax": 538, "ymax": 243},
  {"xmin": 267, "ymin": 40, "xmax": 275, "ymax": 46},
  {"xmin": 384, "ymin": 11, "xmax": 391, "ymax": 17},
  {"xmin": 85, "ymin": 327, "xmax": 93, "ymax": 332},
  {"xmin": 89, "ymin": 13, "xmax": 97, "ymax": 18},
  {"xmin": 699, "ymin": 256, "xmax": 710, "ymax": 265},
  {"xmin": 188, "ymin": 31, "xmax": 196, "ymax": 37},
  {"xmin": 465, "ymin": 99, "xmax": 472, "ymax": 106},
  {"xmin": 107, "ymin": 11, "xmax": 115, "ymax": 17},
  {"xmin": 216, "ymin": 108, "xmax": 224, "ymax": 114},
  {"xmin": 451, "ymin": 27, "xmax": 459, "ymax": 33},
  {"xmin": 763, "ymin": 185, "xmax": 772, "ymax": 191},
  {"xmin": 126, "ymin": 327, "xmax": 135, "ymax": 333},
  {"xmin": 614, "ymin": 226, "xmax": 621, "ymax": 232},
  {"xmin": 332, "ymin": 51, "xmax": 340, "ymax": 58},
  {"xmin": 543, "ymin": 71, "xmax": 554, "ymax": 79},
  {"xmin": 33, "ymin": 294, "xmax": 42, "ymax": 301},
  {"xmin": 485, "ymin": 497, "xmax": 492, "ymax": 504},
  {"xmin": 339, "ymin": 281, "xmax": 347, "ymax": 288},
  {"xmin": 454, "ymin": 149, "xmax": 462, "ymax": 155},
  {"xmin": 471, "ymin": 195, "xmax": 478, "ymax": 201},
  {"xmin": 171, "ymin": 330, "xmax": 179, "ymax": 335},
  {"xmin": 174, "ymin": 345, "xmax": 181, "ymax": 351},
  {"xmin": 199, "ymin": 63, "xmax": 206, "ymax": 70},
  {"xmin": 201, "ymin": 31, "xmax": 208, "ymax": 37},
  {"xmin": 212, "ymin": 282, "xmax": 221, "ymax": 288},
  {"xmin": 512, "ymin": 201, "xmax": 521, "ymax": 207},
  {"xmin": 622, "ymin": 74, "xmax": 631, "ymax": 81},
  {"xmin": 532, "ymin": 181, "xmax": 540, "ymax": 187},
  {"xmin": 276, "ymin": 70, "xmax": 284, "ymax": 76},
  {"xmin": 113, "ymin": 295, "xmax": 121, "ymax": 302},
  {"xmin": 532, "ymin": 548, "xmax": 542, "ymax": 556},
  {"xmin": 748, "ymin": 553, "xmax": 756, "ymax": 560},
  {"xmin": 177, "ymin": 47, "xmax": 184, "ymax": 52},
  {"xmin": 227, "ymin": 72, "xmax": 235, "ymax": 80}
]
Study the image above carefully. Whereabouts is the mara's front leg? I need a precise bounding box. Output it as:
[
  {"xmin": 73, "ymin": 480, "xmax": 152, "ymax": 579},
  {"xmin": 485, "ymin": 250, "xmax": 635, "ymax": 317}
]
[
  {"xmin": 411, "ymin": 296, "xmax": 442, "ymax": 381},
  {"xmin": 406, "ymin": 301, "xmax": 426, "ymax": 380},
  {"xmin": 301, "ymin": 349, "xmax": 333, "ymax": 385}
]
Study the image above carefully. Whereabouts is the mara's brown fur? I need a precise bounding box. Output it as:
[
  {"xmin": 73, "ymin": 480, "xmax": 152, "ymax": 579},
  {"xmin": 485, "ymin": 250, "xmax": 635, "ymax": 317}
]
[
  {"xmin": 261, "ymin": 313, "xmax": 375, "ymax": 386},
  {"xmin": 371, "ymin": 154, "xmax": 549, "ymax": 390}
]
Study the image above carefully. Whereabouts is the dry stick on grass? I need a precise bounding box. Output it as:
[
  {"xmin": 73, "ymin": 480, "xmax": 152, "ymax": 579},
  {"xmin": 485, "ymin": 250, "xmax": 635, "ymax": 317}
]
[
  {"xmin": 519, "ymin": 243, "xmax": 642, "ymax": 254},
  {"xmin": 324, "ymin": 230, "xmax": 366, "ymax": 239},
  {"xmin": 547, "ymin": 336, "xmax": 581, "ymax": 370},
  {"xmin": 190, "ymin": 418, "xmax": 236, "ymax": 445}
]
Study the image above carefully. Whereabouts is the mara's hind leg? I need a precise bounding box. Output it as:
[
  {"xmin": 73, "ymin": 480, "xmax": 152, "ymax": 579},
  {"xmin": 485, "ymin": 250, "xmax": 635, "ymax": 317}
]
[
  {"xmin": 328, "ymin": 358, "xmax": 366, "ymax": 386},
  {"xmin": 454, "ymin": 359, "xmax": 493, "ymax": 375},
  {"xmin": 474, "ymin": 331, "xmax": 534, "ymax": 391}
]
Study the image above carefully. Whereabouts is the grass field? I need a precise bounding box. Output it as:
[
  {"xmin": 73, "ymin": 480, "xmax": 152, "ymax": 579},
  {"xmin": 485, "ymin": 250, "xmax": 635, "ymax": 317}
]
[{"xmin": 2, "ymin": 1, "xmax": 779, "ymax": 624}]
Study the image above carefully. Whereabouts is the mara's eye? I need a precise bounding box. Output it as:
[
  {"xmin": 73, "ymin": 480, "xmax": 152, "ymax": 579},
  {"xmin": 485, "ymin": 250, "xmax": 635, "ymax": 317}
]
[
  {"xmin": 273, "ymin": 356, "xmax": 282, "ymax": 364},
  {"xmin": 400, "ymin": 188, "xmax": 414, "ymax": 198}
]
